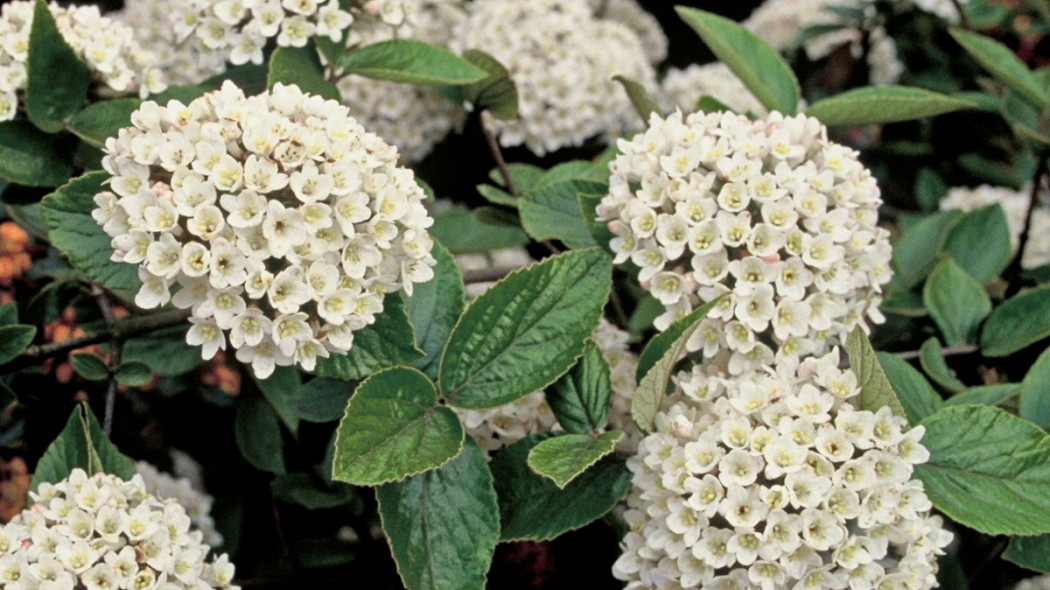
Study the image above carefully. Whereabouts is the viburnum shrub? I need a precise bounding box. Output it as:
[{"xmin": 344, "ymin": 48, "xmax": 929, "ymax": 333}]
[{"xmin": 1, "ymin": 0, "xmax": 1050, "ymax": 588}]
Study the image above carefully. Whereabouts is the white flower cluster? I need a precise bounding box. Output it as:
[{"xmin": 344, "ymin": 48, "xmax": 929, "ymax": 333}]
[
  {"xmin": 613, "ymin": 351, "xmax": 952, "ymax": 589},
  {"xmin": 456, "ymin": 318, "xmax": 639, "ymax": 452},
  {"xmin": 939, "ymin": 184, "xmax": 1050, "ymax": 269},
  {"xmin": 905, "ymin": 0, "xmax": 969, "ymax": 22},
  {"xmin": 451, "ymin": 0, "xmax": 658, "ymax": 155},
  {"xmin": 588, "ymin": 0, "xmax": 668, "ymax": 65},
  {"xmin": 91, "ymin": 81, "xmax": 436, "ymax": 378},
  {"xmin": 171, "ymin": 0, "xmax": 358, "ymax": 66},
  {"xmin": 116, "ymin": 0, "xmax": 227, "ymax": 87},
  {"xmin": 134, "ymin": 461, "xmax": 222, "ymax": 548},
  {"xmin": 0, "ymin": 1, "xmax": 164, "ymax": 122},
  {"xmin": 336, "ymin": 1, "xmax": 466, "ymax": 164},
  {"xmin": 1017, "ymin": 576, "xmax": 1050, "ymax": 590},
  {"xmin": 597, "ymin": 110, "xmax": 892, "ymax": 374},
  {"xmin": 660, "ymin": 63, "xmax": 766, "ymax": 118},
  {"xmin": 0, "ymin": 469, "xmax": 238, "ymax": 590}
]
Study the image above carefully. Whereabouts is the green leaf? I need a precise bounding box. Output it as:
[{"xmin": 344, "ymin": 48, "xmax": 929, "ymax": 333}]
[
  {"xmin": 612, "ymin": 75, "xmax": 662, "ymax": 122},
  {"xmin": 267, "ymin": 42, "xmax": 341, "ymax": 101},
  {"xmin": 805, "ymin": 86, "xmax": 975, "ymax": 126},
  {"xmin": 981, "ymin": 287, "xmax": 1050, "ymax": 356},
  {"xmin": 377, "ymin": 438, "xmax": 498, "ymax": 590},
  {"xmin": 942, "ymin": 204, "xmax": 1013, "ymax": 284},
  {"xmin": 578, "ymin": 193, "xmax": 614, "ymax": 253},
  {"xmin": 949, "ymin": 28, "xmax": 1050, "ymax": 111},
  {"xmin": 545, "ymin": 341, "xmax": 612, "ymax": 434},
  {"xmin": 527, "ymin": 431, "xmax": 622, "ymax": 488},
  {"xmin": 915, "ymin": 168, "xmax": 947, "ymax": 211},
  {"xmin": 915, "ymin": 404, "xmax": 1050, "ymax": 535},
  {"xmin": 876, "ymin": 353, "xmax": 941, "ymax": 425},
  {"xmin": 845, "ymin": 327, "xmax": 907, "ymax": 418},
  {"xmin": 0, "ymin": 302, "xmax": 16, "ymax": 325},
  {"xmin": 1021, "ymin": 347, "xmax": 1050, "ymax": 430},
  {"xmin": 519, "ymin": 179, "xmax": 606, "ymax": 249},
  {"xmin": 695, "ymin": 95, "xmax": 733, "ymax": 114},
  {"xmin": 339, "ymin": 40, "xmax": 487, "ymax": 86},
  {"xmin": 404, "ymin": 243, "xmax": 464, "ymax": 380},
  {"xmin": 26, "ymin": 0, "xmax": 91, "ymax": 133},
  {"xmin": 429, "ymin": 207, "xmax": 529, "ymax": 254},
  {"xmin": 919, "ymin": 338, "xmax": 967, "ymax": 392},
  {"xmin": 890, "ymin": 211, "xmax": 963, "ymax": 290},
  {"xmin": 632, "ymin": 297, "xmax": 725, "ymax": 432},
  {"xmin": 1005, "ymin": 534, "xmax": 1050, "ymax": 574},
  {"xmin": 121, "ymin": 326, "xmax": 203, "ymax": 376},
  {"xmin": 313, "ymin": 294, "xmax": 425, "ymax": 380},
  {"xmin": 252, "ymin": 366, "xmax": 301, "ymax": 433},
  {"xmin": 40, "ymin": 172, "xmax": 140, "ymax": 301},
  {"xmin": 234, "ymin": 396, "xmax": 286, "ymax": 475},
  {"xmin": 297, "ymin": 378, "xmax": 353, "ymax": 423},
  {"xmin": 30, "ymin": 403, "xmax": 135, "ymax": 491},
  {"xmin": 67, "ymin": 99, "xmax": 140, "ymax": 148},
  {"xmin": 490, "ymin": 163, "xmax": 545, "ymax": 192},
  {"xmin": 945, "ymin": 384, "xmax": 1020, "ymax": 407},
  {"xmin": 676, "ymin": 6, "xmax": 800, "ymax": 114},
  {"xmin": 490, "ymin": 434, "xmax": 631, "ymax": 541},
  {"xmin": 440, "ymin": 249, "xmax": 611, "ymax": 409},
  {"xmin": 271, "ymin": 473, "xmax": 357, "ymax": 509},
  {"xmin": 0, "ymin": 325, "xmax": 35, "ymax": 365},
  {"xmin": 113, "ymin": 361, "xmax": 152, "ymax": 387},
  {"xmin": 0, "ymin": 120, "xmax": 73, "ymax": 187},
  {"xmin": 476, "ymin": 184, "xmax": 517, "ymax": 208},
  {"xmin": 332, "ymin": 367, "xmax": 463, "ymax": 486},
  {"xmin": 71, "ymin": 352, "xmax": 109, "ymax": 381},
  {"xmin": 459, "ymin": 49, "xmax": 518, "ymax": 120},
  {"xmin": 923, "ymin": 258, "xmax": 992, "ymax": 346}
]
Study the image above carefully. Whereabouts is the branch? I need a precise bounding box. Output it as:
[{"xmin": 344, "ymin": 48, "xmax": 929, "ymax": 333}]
[
  {"xmin": 2, "ymin": 309, "xmax": 191, "ymax": 375},
  {"xmin": 480, "ymin": 111, "xmax": 519, "ymax": 199},
  {"xmin": 894, "ymin": 344, "xmax": 978, "ymax": 361},
  {"xmin": 949, "ymin": 0, "xmax": 972, "ymax": 30},
  {"xmin": 461, "ymin": 265, "xmax": 523, "ymax": 284},
  {"xmin": 91, "ymin": 285, "xmax": 121, "ymax": 435},
  {"xmin": 1004, "ymin": 151, "xmax": 1048, "ymax": 295}
]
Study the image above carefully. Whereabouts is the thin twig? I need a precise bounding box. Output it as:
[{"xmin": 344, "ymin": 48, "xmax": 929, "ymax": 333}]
[
  {"xmin": 1004, "ymin": 152, "xmax": 1048, "ymax": 296},
  {"xmin": 949, "ymin": 0, "xmax": 972, "ymax": 30},
  {"xmin": 480, "ymin": 111, "xmax": 519, "ymax": 198},
  {"xmin": 894, "ymin": 344, "xmax": 978, "ymax": 361},
  {"xmin": 607, "ymin": 288, "xmax": 630, "ymax": 331},
  {"xmin": 90, "ymin": 286, "xmax": 121, "ymax": 435},
  {"xmin": 461, "ymin": 265, "xmax": 523, "ymax": 284},
  {"xmin": 2, "ymin": 309, "xmax": 191, "ymax": 375}
]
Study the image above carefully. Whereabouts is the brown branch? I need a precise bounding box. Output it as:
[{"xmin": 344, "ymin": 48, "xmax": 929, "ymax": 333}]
[
  {"xmin": 894, "ymin": 344, "xmax": 978, "ymax": 361},
  {"xmin": 949, "ymin": 0, "xmax": 972, "ymax": 30},
  {"xmin": 461, "ymin": 265, "xmax": 523, "ymax": 284},
  {"xmin": 91, "ymin": 285, "xmax": 121, "ymax": 435},
  {"xmin": 2, "ymin": 309, "xmax": 191, "ymax": 375},
  {"xmin": 1004, "ymin": 152, "xmax": 1048, "ymax": 296},
  {"xmin": 480, "ymin": 111, "xmax": 519, "ymax": 199}
]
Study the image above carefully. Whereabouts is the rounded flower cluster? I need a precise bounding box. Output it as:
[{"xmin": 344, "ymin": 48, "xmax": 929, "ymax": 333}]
[
  {"xmin": 613, "ymin": 351, "xmax": 952, "ymax": 589},
  {"xmin": 587, "ymin": 0, "xmax": 668, "ymax": 65},
  {"xmin": 939, "ymin": 184, "xmax": 1050, "ymax": 269},
  {"xmin": 597, "ymin": 110, "xmax": 892, "ymax": 374},
  {"xmin": 172, "ymin": 0, "xmax": 357, "ymax": 66},
  {"xmin": 457, "ymin": 318, "xmax": 640, "ymax": 452},
  {"xmin": 92, "ymin": 81, "xmax": 436, "ymax": 378},
  {"xmin": 0, "ymin": 469, "xmax": 238, "ymax": 589},
  {"xmin": 906, "ymin": 0, "xmax": 969, "ymax": 22},
  {"xmin": 135, "ymin": 460, "xmax": 222, "ymax": 548},
  {"xmin": 116, "ymin": 0, "xmax": 227, "ymax": 87},
  {"xmin": 660, "ymin": 63, "xmax": 766, "ymax": 118},
  {"xmin": 1017, "ymin": 576, "xmax": 1050, "ymax": 590},
  {"xmin": 0, "ymin": 1, "xmax": 164, "ymax": 121},
  {"xmin": 336, "ymin": 1, "xmax": 466, "ymax": 164},
  {"xmin": 451, "ymin": 0, "xmax": 658, "ymax": 155}
]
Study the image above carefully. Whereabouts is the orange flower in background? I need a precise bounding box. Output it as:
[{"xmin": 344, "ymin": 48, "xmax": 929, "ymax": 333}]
[
  {"xmin": 43, "ymin": 307, "xmax": 108, "ymax": 384},
  {"xmin": 0, "ymin": 222, "xmax": 31, "ymax": 303},
  {"xmin": 0, "ymin": 457, "xmax": 28, "ymax": 523},
  {"xmin": 200, "ymin": 351, "xmax": 241, "ymax": 397}
]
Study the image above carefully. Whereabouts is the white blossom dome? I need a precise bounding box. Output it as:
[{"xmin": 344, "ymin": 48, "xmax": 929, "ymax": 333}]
[
  {"xmin": 171, "ymin": 0, "xmax": 359, "ymax": 66},
  {"xmin": 588, "ymin": 0, "xmax": 668, "ymax": 65},
  {"xmin": 743, "ymin": 0, "xmax": 864, "ymax": 61},
  {"xmin": 0, "ymin": 1, "xmax": 164, "ymax": 122},
  {"xmin": 0, "ymin": 469, "xmax": 238, "ymax": 589},
  {"xmin": 939, "ymin": 184, "xmax": 1050, "ymax": 269},
  {"xmin": 336, "ymin": 1, "xmax": 466, "ymax": 164},
  {"xmin": 661, "ymin": 63, "xmax": 766, "ymax": 117},
  {"xmin": 115, "ymin": 0, "xmax": 227, "ymax": 87},
  {"xmin": 134, "ymin": 461, "xmax": 222, "ymax": 548},
  {"xmin": 91, "ymin": 81, "xmax": 437, "ymax": 378},
  {"xmin": 451, "ymin": 0, "xmax": 658, "ymax": 156},
  {"xmin": 596, "ymin": 110, "xmax": 892, "ymax": 374},
  {"xmin": 613, "ymin": 351, "xmax": 953, "ymax": 589}
]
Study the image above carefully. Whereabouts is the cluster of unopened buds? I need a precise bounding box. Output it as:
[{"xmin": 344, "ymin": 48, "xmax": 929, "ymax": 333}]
[
  {"xmin": 0, "ymin": 222, "xmax": 31, "ymax": 302},
  {"xmin": 92, "ymin": 81, "xmax": 436, "ymax": 377}
]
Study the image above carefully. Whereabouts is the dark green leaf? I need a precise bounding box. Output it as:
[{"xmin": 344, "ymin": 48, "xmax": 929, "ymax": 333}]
[
  {"xmin": 981, "ymin": 287, "xmax": 1050, "ymax": 356},
  {"xmin": 377, "ymin": 439, "xmax": 498, "ymax": 590},
  {"xmin": 404, "ymin": 243, "xmax": 464, "ymax": 380},
  {"xmin": 919, "ymin": 338, "xmax": 967, "ymax": 392},
  {"xmin": 271, "ymin": 473, "xmax": 357, "ymax": 509},
  {"xmin": 578, "ymin": 193, "xmax": 614, "ymax": 254},
  {"xmin": 440, "ymin": 249, "xmax": 611, "ymax": 409},
  {"xmin": 876, "ymin": 353, "xmax": 942, "ymax": 425},
  {"xmin": 636, "ymin": 298, "xmax": 725, "ymax": 382},
  {"xmin": 0, "ymin": 120, "xmax": 73, "ymax": 187},
  {"xmin": 950, "ymin": 28, "xmax": 1050, "ymax": 110},
  {"xmin": 915, "ymin": 168, "xmax": 947, "ymax": 211},
  {"xmin": 26, "ymin": 0, "xmax": 91, "ymax": 133},
  {"xmin": 476, "ymin": 184, "xmax": 517, "ymax": 207},
  {"xmin": 429, "ymin": 207, "xmax": 528, "ymax": 254},
  {"xmin": 490, "ymin": 163, "xmax": 544, "ymax": 192},
  {"xmin": 0, "ymin": 325, "xmax": 35, "ymax": 365},
  {"xmin": 267, "ymin": 42, "xmax": 341, "ymax": 101},
  {"xmin": 945, "ymin": 384, "xmax": 1020, "ymax": 407},
  {"xmin": 942, "ymin": 205, "xmax": 1013, "ymax": 284},
  {"xmin": 235, "ymin": 396, "xmax": 286, "ymax": 475},
  {"xmin": 112, "ymin": 361, "xmax": 152, "ymax": 387},
  {"xmin": 916, "ymin": 405, "xmax": 1050, "ymax": 535},
  {"xmin": 845, "ymin": 327, "xmax": 907, "ymax": 418},
  {"xmin": 121, "ymin": 326, "xmax": 203, "ymax": 376},
  {"xmin": 313, "ymin": 294, "xmax": 425, "ymax": 380},
  {"xmin": 545, "ymin": 341, "xmax": 612, "ymax": 434},
  {"xmin": 1005, "ymin": 534, "xmax": 1050, "ymax": 574},
  {"xmin": 252, "ymin": 366, "xmax": 301, "ymax": 433},
  {"xmin": 297, "ymin": 378, "xmax": 353, "ymax": 423},
  {"xmin": 490, "ymin": 434, "xmax": 631, "ymax": 541},
  {"xmin": 923, "ymin": 257, "xmax": 991, "ymax": 346},
  {"xmin": 1021, "ymin": 347, "xmax": 1050, "ymax": 430},
  {"xmin": 805, "ymin": 86, "xmax": 975, "ymax": 126},
  {"xmin": 332, "ymin": 367, "xmax": 463, "ymax": 486},
  {"xmin": 519, "ymin": 179, "xmax": 606, "ymax": 249},
  {"xmin": 30, "ymin": 403, "xmax": 135, "ymax": 491},
  {"xmin": 676, "ymin": 7, "xmax": 800, "ymax": 114},
  {"xmin": 40, "ymin": 172, "xmax": 140, "ymax": 301},
  {"xmin": 67, "ymin": 99, "xmax": 140, "ymax": 148},
  {"xmin": 612, "ymin": 75, "xmax": 662, "ymax": 122},
  {"xmin": 339, "ymin": 40, "xmax": 487, "ymax": 86},
  {"xmin": 460, "ymin": 49, "xmax": 518, "ymax": 120},
  {"xmin": 71, "ymin": 352, "xmax": 109, "ymax": 381},
  {"xmin": 890, "ymin": 210, "xmax": 963, "ymax": 290},
  {"xmin": 527, "ymin": 431, "xmax": 622, "ymax": 488}
]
